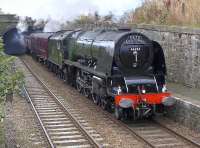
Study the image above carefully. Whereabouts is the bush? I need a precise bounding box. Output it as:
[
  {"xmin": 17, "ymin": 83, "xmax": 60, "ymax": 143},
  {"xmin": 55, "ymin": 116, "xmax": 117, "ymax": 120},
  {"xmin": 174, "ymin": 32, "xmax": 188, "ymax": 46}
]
[{"xmin": 0, "ymin": 37, "xmax": 24, "ymax": 119}]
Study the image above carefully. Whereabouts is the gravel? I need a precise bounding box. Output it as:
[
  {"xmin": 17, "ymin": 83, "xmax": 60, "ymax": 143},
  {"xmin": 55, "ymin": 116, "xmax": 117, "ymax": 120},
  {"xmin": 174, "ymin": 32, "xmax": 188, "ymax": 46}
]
[
  {"xmin": 155, "ymin": 116, "xmax": 200, "ymax": 145},
  {"xmin": 21, "ymin": 55, "xmax": 200, "ymax": 147},
  {"xmin": 4, "ymin": 83, "xmax": 46, "ymax": 147},
  {"xmin": 21, "ymin": 55, "xmax": 148, "ymax": 147}
]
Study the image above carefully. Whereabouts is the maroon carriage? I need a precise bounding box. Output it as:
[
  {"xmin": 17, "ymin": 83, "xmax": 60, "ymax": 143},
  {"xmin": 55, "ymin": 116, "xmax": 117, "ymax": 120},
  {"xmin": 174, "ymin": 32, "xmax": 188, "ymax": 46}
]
[
  {"xmin": 29, "ymin": 32, "xmax": 53, "ymax": 62},
  {"xmin": 24, "ymin": 35, "xmax": 31, "ymax": 52}
]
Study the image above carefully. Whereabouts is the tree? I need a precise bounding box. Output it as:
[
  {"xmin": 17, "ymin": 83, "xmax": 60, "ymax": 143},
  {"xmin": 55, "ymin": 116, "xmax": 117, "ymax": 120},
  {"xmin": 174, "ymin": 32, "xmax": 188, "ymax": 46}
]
[
  {"xmin": 103, "ymin": 11, "xmax": 114, "ymax": 23},
  {"xmin": 0, "ymin": 8, "xmax": 3, "ymax": 14},
  {"xmin": 94, "ymin": 11, "xmax": 100, "ymax": 22},
  {"xmin": 64, "ymin": 11, "xmax": 116, "ymax": 29}
]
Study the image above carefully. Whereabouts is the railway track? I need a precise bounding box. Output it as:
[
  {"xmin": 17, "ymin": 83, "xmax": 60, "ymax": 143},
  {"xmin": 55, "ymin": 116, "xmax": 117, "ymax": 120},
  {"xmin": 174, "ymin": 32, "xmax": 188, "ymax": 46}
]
[
  {"xmin": 100, "ymin": 108, "xmax": 200, "ymax": 148},
  {"xmin": 124, "ymin": 120, "xmax": 200, "ymax": 148},
  {"xmin": 21, "ymin": 59, "xmax": 106, "ymax": 148},
  {"xmin": 20, "ymin": 56, "xmax": 200, "ymax": 148}
]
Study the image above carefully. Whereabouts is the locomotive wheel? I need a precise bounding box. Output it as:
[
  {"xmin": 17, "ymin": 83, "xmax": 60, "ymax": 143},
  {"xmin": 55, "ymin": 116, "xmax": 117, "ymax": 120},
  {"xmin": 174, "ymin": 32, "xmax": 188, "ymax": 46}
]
[
  {"xmin": 59, "ymin": 70, "xmax": 63, "ymax": 79},
  {"xmin": 101, "ymin": 97, "xmax": 108, "ymax": 110},
  {"xmin": 35, "ymin": 56, "xmax": 39, "ymax": 61},
  {"xmin": 50, "ymin": 63, "xmax": 53, "ymax": 72},
  {"xmin": 76, "ymin": 72, "xmax": 82, "ymax": 93},
  {"xmin": 60, "ymin": 71, "xmax": 64, "ymax": 79},
  {"xmin": 83, "ymin": 88, "xmax": 90, "ymax": 98},
  {"xmin": 63, "ymin": 68, "xmax": 69, "ymax": 83},
  {"xmin": 106, "ymin": 99, "xmax": 113, "ymax": 113},
  {"xmin": 55, "ymin": 66, "xmax": 59, "ymax": 76},
  {"xmin": 76, "ymin": 80, "xmax": 82, "ymax": 93},
  {"xmin": 50, "ymin": 64, "xmax": 54, "ymax": 72},
  {"xmin": 47, "ymin": 61, "xmax": 51, "ymax": 70},
  {"xmin": 65, "ymin": 73, "xmax": 70, "ymax": 84},
  {"xmin": 92, "ymin": 94, "xmax": 99, "ymax": 105},
  {"xmin": 115, "ymin": 106, "xmax": 122, "ymax": 120}
]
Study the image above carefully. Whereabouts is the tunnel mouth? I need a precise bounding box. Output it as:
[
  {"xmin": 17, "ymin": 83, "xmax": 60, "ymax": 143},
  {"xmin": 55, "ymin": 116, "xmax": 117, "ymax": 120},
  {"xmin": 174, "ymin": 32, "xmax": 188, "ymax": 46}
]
[{"xmin": 3, "ymin": 27, "xmax": 26, "ymax": 55}]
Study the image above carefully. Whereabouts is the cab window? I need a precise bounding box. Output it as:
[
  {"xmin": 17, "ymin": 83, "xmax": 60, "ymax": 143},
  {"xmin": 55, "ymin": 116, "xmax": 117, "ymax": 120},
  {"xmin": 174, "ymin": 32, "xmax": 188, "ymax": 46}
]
[{"xmin": 128, "ymin": 83, "xmax": 158, "ymax": 94}]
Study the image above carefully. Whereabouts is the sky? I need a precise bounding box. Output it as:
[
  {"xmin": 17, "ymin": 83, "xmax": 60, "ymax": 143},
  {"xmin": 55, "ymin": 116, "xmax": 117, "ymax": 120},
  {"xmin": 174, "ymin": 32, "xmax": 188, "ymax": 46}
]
[{"xmin": 0, "ymin": 0, "xmax": 142, "ymax": 20}]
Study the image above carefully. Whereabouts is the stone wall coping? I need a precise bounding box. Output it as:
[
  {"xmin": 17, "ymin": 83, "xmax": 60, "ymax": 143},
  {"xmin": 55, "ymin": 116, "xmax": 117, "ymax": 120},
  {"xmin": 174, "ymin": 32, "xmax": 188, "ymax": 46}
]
[
  {"xmin": 131, "ymin": 24, "xmax": 200, "ymax": 35},
  {"xmin": 0, "ymin": 14, "xmax": 18, "ymax": 23},
  {"xmin": 0, "ymin": 14, "xmax": 16, "ymax": 17},
  {"xmin": 0, "ymin": 20, "xmax": 18, "ymax": 23},
  {"xmin": 175, "ymin": 96, "xmax": 200, "ymax": 109}
]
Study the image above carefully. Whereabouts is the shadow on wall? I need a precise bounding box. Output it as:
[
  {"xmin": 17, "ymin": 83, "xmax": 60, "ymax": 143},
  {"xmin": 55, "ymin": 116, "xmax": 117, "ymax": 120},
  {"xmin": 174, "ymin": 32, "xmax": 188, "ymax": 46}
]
[{"xmin": 3, "ymin": 27, "xmax": 26, "ymax": 55}]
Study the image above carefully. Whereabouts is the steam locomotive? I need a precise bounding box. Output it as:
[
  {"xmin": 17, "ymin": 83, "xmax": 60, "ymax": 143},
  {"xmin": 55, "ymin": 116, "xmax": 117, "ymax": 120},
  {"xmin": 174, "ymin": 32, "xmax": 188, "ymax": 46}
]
[{"xmin": 13, "ymin": 28, "xmax": 176, "ymax": 119}]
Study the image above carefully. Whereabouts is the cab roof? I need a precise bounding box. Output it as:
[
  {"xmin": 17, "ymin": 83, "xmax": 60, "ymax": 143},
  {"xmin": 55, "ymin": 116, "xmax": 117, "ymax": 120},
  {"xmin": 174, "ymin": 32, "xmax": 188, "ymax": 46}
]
[
  {"xmin": 50, "ymin": 30, "xmax": 74, "ymax": 40},
  {"xmin": 30, "ymin": 32, "xmax": 54, "ymax": 39}
]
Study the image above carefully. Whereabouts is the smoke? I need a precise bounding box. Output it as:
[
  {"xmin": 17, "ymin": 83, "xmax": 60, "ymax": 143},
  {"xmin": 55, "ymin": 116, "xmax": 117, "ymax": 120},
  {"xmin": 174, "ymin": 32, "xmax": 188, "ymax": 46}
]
[
  {"xmin": 16, "ymin": 17, "xmax": 28, "ymax": 47},
  {"xmin": 16, "ymin": 17, "xmax": 28, "ymax": 33},
  {"xmin": 1, "ymin": 0, "xmax": 142, "ymax": 21},
  {"xmin": 15, "ymin": 32, "xmax": 25, "ymax": 47},
  {"xmin": 3, "ymin": 0, "xmax": 142, "ymax": 33},
  {"xmin": 43, "ymin": 20, "xmax": 63, "ymax": 32},
  {"xmin": 11, "ymin": 0, "xmax": 101, "ymax": 32}
]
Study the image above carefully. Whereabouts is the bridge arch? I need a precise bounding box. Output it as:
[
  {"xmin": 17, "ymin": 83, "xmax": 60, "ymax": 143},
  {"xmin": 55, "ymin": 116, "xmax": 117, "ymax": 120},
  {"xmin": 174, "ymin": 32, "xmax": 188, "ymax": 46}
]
[{"xmin": 3, "ymin": 27, "xmax": 26, "ymax": 55}]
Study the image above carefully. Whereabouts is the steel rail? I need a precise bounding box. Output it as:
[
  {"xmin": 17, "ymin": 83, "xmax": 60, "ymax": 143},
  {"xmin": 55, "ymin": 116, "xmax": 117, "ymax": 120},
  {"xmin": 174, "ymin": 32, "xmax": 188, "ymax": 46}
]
[
  {"xmin": 22, "ymin": 56, "xmax": 200, "ymax": 148},
  {"xmin": 100, "ymin": 107, "xmax": 200, "ymax": 148},
  {"xmin": 153, "ymin": 119, "xmax": 200, "ymax": 148},
  {"xmin": 23, "ymin": 86, "xmax": 55, "ymax": 148},
  {"xmin": 100, "ymin": 110, "xmax": 155, "ymax": 148},
  {"xmin": 21, "ymin": 58, "xmax": 103, "ymax": 148}
]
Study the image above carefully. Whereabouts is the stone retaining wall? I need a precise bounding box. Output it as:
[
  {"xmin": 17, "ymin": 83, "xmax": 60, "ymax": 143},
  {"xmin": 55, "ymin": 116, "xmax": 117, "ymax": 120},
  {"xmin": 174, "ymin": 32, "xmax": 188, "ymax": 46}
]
[
  {"xmin": 132, "ymin": 24, "xmax": 200, "ymax": 88},
  {"xmin": 166, "ymin": 97, "xmax": 200, "ymax": 132},
  {"xmin": 0, "ymin": 14, "xmax": 18, "ymax": 36}
]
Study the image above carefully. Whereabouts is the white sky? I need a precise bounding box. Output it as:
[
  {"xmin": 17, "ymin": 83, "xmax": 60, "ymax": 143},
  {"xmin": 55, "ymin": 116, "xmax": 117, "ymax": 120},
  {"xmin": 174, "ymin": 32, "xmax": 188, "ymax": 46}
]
[{"xmin": 0, "ymin": 0, "xmax": 142, "ymax": 20}]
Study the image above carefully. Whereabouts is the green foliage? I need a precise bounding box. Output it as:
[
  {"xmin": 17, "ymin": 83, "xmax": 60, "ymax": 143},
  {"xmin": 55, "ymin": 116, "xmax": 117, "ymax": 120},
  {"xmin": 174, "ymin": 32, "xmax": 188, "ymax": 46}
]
[
  {"xmin": 0, "ymin": 38, "xmax": 24, "ymax": 99},
  {"xmin": 65, "ymin": 11, "xmax": 116, "ymax": 29},
  {"xmin": 0, "ymin": 122, "xmax": 4, "ymax": 147},
  {"xmin": 0, "ymin": 37, "xmax": 24, "ymax": 122}
]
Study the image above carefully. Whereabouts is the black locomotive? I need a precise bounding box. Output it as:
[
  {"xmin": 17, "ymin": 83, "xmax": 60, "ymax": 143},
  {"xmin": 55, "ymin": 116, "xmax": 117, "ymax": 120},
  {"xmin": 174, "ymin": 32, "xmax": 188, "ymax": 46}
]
[{"xmin": 4, "ymin": 27, "xmax": 175, "ymax": 120}]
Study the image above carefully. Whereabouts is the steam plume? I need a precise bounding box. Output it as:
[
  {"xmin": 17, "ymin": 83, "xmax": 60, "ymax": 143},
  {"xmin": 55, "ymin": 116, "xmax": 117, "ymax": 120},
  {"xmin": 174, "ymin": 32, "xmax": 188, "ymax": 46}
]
[
  {"xmin": 16, "ymin": 17, "xmax": 28, "ymax": 33},
  {"xmin": 43, "ymin": 20, "xmax": 63, "ymax": 32},
  {"xmin": 1, "ymin": 0, "xmax": 142, "ymax": 21}
]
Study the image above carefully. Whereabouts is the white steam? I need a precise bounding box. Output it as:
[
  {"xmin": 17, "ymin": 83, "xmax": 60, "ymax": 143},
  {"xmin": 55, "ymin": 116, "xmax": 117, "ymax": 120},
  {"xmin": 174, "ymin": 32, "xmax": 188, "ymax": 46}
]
[
  {"xmin": 43, "ymin": 20, "xmax": 63, "ymax": 32},
  {"xmin": 4, "ymin": 0, "xmax": 142, "ymax": 33},
  {"xmin": 16, "ymin": 17, "xmax": 28, "ymax": 33},
  {"xmin": 1, "ymin": 0, "xmax": 142, "ymax": 21}
]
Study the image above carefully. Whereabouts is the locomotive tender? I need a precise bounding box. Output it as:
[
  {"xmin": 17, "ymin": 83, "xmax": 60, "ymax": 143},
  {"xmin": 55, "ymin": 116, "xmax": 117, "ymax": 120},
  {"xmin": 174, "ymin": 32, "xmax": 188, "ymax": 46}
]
[{"xmin": 24, "ymin": 28, "xmax": 175, "ymax": 120}]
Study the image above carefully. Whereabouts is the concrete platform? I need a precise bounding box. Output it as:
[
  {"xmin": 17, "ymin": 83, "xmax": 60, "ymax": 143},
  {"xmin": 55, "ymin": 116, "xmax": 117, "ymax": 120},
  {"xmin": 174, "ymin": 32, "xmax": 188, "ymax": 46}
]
[{"xmin": 165, "ymin": 82, "xmax": 200, "ymax": 132}]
